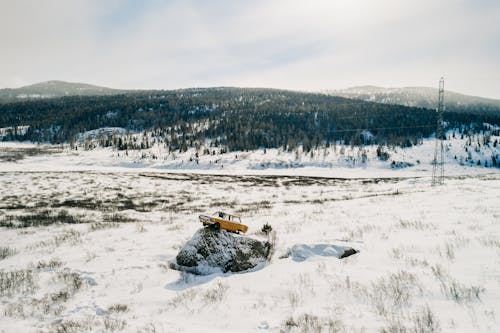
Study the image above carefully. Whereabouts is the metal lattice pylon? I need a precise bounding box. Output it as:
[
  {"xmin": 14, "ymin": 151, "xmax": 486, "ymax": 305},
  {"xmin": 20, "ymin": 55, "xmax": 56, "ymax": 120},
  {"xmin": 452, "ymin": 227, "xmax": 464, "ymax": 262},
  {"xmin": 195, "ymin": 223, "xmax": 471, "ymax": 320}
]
[{"xmin": 432, "ymin": 77, "xmax": 445, "ymax": 186}]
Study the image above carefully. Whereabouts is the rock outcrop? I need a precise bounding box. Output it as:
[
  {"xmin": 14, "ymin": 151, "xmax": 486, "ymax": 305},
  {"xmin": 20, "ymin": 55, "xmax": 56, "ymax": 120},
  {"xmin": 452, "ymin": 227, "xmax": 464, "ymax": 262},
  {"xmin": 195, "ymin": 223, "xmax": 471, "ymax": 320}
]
[{"xmin": 171, "ymin": 228, "xmax": 271, "ymax": 275}]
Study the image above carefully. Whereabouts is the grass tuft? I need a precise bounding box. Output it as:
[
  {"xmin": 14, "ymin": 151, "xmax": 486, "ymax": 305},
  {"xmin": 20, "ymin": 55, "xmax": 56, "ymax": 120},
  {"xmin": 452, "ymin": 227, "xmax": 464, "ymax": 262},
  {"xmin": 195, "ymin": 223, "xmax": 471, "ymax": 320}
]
[
  {"xmin": 0, "ymin": 268, "xmax": 38, "ymax": 296},
  {"xmin": 107, "ymin": 304, "xmax": 129, "ymax": 313},
  {"xmin": 0, "ymin": 246, "xmax": 16, "ymax": 260},
  {"xmin": 281, "ymin": 313, "xmax": 344, "ymax": 333},
  {"xmin": 1, "ymin": 210, "xmax": 84, "ymax": 228}
]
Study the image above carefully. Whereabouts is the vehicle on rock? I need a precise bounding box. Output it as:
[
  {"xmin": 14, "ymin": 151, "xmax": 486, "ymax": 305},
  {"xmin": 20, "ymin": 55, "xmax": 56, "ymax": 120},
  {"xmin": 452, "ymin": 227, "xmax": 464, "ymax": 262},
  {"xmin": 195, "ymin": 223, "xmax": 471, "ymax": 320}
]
[{"xmin": 199, "ymin": 211, "xmax": 248, "ymax": 234}]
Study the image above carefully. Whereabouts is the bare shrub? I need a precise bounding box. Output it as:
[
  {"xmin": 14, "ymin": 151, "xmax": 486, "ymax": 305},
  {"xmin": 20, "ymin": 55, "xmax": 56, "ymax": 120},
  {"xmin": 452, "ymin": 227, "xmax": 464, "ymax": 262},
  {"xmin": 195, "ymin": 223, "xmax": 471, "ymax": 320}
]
[
  {"xmin": 439, "ymin": 232, "xmax": 470, "ymax": 261},
  {"xmin": 1, "ymin": 210, "xmax": 84, "ymax": 228},
  {"xmin": 281, "ymin": 313, "xmax": 343, "ymax": 333},
  {"xmin": 3, "ymin": 302, "xmax": 25, "ymax": 318},
  {"xmin": 52, "ymin": 314, "xmax": 125, "ymax": 333},
  {"xmin": 430, "ymin": 264, "xmax": 446, "ymax": 283},
  {"xmin": 390, "ymin": 248, "xmax": 429, "ymax": 267},
  {"xmin": 380, "ymin": 319, "xmax": 409, "ymax": 333},
  {"xmin": 283, "ymin": 316, "xmax": 298, "ymax": 331},
  {"xmin": 368, "ymin": 271, "xmax": 422, "ymax": 316},
  {"xmin": 30, "ymin": 229, "xmax": 83, "ymax": 249},
  {"xmin": 103, "ymin": 316, "xmax": 127, "ymax": 332},
  {"xmin": 430, "ymin": 264, "xmax": 485, "ymax": 303},
  {"xmin": 348, "ymin": 227, "xmax": 364, "ymax": 241},
  {"xmin": 267, "ymin": 230, "xmax": 277, "ymax": 260},
  {"xmin": 50, "ymin": 289, "xmax": 70, "ymax": 303},
  {"xmin": 380, "ymin": 305, "xmax": 440, "ymax": 333},
  {"xmin": 412, "ymin": 305, "xmax": 440, "ymax": 333},
  {"xmin": 0, "ymin": 268, "xmax": 38, "ymax": 296},
  {"xmin": 261, "ymin": 223, "xmax": 273, "ymax": 235},
  {"xmin": 211, "ymin": 200, "xmax": 238, "ymax": 208},
  {"xmin": 54, "ymin": 229, "xmax": 82, "ymax": 247},
  {"xmin": 3, "ymin": 285, "xmax": 71, "ymax": 319},
  {"xmin": 478, "ymin": 235, "xmax": 500, "ymax": 248},
  {"xmin": 404, "ymin": 256, "xmax": 429, "ymax": 267},
  {"xmin": 442, "ymin": 242, "xmax": 455, "ymax": 261},
  {"xmin": 397, "ymin": 219, "xmax": 434, "ymax": 230},
  {"xmin": 0, "ymin": 246, "xmax": 16, "ymax": 260},
  {"xmin": 34, "ymin": 292, "xmax": 66, "ymax": 316},
  {"xmin": 103, "ymin": 213, "xmax": 136, "ymax": 223},
  {"xmin": 443, "ymin": 280, "xmax": 484, "ymax": 303},
  {"xmin": 236, "ymin": 200, "xmax": 273, "ymax": 214},
  {"xmin": 53, "ymin": 317, "xmax": 95, "ymax": 333},
  {"xmin": 55, "ymin": 271, "xmax": 83, "ymax": 294},
  {"xmin": 167, "ymin": 289, "xmax": 197, "ymax": 308},
  {"xmin": 36, "ymin": 258, "xmax": 63, "ymax": 270},
  {"xmin": 107, "ymin": 304, "xmax": 129, "ymax": 313},
  {"xmin": 287, "ymin": 290, "xmax": 302, "ymax": 309},
  {"xmin": 89, "ymin": 222, "xmax": 119, "ymax": 232},
  {"xmin": 202, "ymin": 281, "xmax": 228, "ymax": 304},
  {"xmin": 54, "ymin": 320, "xmax": 86, "ymax": 333}
]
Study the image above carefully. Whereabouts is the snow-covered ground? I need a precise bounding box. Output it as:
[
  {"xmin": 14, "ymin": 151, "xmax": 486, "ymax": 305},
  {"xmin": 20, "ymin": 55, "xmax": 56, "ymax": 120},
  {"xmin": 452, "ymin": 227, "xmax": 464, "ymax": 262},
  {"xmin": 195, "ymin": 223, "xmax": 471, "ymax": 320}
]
[
  {"xmin": 0, "ymin": 140, "xmax": 499, "ymax": 332},
  {"xmin": 1, "ymin": 132, "xmax": 499, "ymax": 179}
]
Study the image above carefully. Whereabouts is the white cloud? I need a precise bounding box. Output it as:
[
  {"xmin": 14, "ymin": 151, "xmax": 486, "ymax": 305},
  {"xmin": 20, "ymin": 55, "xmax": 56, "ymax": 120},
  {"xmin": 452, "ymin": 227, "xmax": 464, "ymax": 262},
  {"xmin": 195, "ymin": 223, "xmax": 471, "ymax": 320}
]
[{"xmin": 0, "ymin": 0, "xmax": 499, "ymax": 98}]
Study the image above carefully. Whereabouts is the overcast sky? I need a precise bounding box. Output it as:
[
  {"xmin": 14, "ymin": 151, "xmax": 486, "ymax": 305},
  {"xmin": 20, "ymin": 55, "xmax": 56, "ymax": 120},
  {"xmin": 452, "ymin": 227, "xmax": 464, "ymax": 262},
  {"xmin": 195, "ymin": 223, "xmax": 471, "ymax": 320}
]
[{"xmin": 1, "ymin": 0, "xmax": 499, "ymax": 98}]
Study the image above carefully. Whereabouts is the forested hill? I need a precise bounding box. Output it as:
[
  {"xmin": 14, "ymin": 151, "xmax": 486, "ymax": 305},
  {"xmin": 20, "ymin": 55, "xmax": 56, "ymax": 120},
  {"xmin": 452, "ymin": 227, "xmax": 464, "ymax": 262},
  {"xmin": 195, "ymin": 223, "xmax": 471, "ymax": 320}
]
[
  {"xmin": 1, "ymin": 87, "xmax": 499, "ymax": 151},
  {"xmin": 326, "ymin": 86, "xmax": 500, "ymax": 115},
  {"xmin": 0, "ymin": 80, "xmax": 126, "ymax": 102}
]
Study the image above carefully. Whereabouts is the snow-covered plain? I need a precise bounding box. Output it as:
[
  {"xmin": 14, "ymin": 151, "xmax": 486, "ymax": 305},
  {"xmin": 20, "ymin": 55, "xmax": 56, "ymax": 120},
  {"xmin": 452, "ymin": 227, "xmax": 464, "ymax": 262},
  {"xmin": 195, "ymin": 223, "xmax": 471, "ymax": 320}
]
[
  {"xmin": 1, "ymin": 141, "xmax": 500, "ymax": 333},
  {"xmin": 0, "ymin": 132, "xmax": 499, "ymax": 178}
]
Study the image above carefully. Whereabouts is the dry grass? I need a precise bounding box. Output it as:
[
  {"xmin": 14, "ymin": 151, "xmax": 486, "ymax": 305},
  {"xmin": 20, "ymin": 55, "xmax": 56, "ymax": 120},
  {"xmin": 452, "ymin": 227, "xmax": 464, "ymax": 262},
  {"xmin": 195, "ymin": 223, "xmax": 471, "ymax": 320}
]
[
  {"xmin": 281, "ymin": 313, "xmax": 344, "ymax": 333},
  {"xmin": 366, "ymin": 271, "xmax": 423, "ymax": 316},
  {"xmin": 431, "ymin": 264, "xmax": 485, "ymax": 303},
  {"xmin": 107, "ymin": 303, "xmax": 129, "ymax": 313},
  {"xmin": 0, "ymin": 268, "xmax": 38, "ymax": 296},
  {"xmin": 36, "ymin": 258, "xmax": 64, "ymax": 270},
  {"xmin": 0, "ymin": 246, "xmax": 16, "ymax": 260},
  {"xmin": 1, "ymin": 210, "xmax": 84, "ymax": 228},
  {"xmin": 202, "ymin": 281, "xmax": 228, "ymax": 304}
]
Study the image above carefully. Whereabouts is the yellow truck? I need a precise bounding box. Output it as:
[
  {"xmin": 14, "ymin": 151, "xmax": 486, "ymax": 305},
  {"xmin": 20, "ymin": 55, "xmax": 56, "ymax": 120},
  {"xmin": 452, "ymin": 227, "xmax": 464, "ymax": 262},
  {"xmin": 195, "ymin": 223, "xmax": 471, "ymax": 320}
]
[{"xmin": 199, "ymin": 211, "xmax": 248, "ymax": 234}]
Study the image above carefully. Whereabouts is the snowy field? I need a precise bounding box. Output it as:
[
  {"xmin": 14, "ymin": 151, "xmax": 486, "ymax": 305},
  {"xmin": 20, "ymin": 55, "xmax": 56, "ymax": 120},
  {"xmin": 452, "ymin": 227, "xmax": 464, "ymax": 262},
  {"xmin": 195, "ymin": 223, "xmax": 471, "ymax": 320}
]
[
  {"xmin": 1, "ymin": 143, "xmax": 500, "ymax": 333},
  {"xmin": 0, "ymin": 131, "xmax": 498, "ymax": 178}
]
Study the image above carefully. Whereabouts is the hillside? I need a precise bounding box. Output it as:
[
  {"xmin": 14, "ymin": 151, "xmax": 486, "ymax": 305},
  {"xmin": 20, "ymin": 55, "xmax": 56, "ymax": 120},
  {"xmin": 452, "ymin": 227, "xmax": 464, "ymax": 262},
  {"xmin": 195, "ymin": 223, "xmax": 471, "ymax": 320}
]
[
  {"xmin": 325, "ymin": 86, "xmax": 500, "ymax": 115},
  {"xmin": 0, "ymin": 80, "xmax": 126, "ymax": 102},
  {"xmin": 2, "ymin": 87, "xmax": 500, "ymax": 152}
]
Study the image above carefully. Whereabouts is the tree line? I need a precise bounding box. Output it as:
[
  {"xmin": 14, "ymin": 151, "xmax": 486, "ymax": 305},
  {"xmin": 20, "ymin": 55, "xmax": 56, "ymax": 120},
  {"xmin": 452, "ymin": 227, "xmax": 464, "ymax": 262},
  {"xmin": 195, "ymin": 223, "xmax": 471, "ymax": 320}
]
[{"xmin": 1, "ymin": 88, "xmax": 499, "ymax": 151}]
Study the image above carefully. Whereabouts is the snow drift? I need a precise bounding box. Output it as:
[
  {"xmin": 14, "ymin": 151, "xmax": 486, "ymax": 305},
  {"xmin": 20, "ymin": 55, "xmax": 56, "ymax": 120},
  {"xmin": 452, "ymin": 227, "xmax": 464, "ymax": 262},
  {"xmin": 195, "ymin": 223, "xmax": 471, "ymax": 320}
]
[
  {"xmin": 284, "ymin": 243, "xmax": 358, "ymax": 262},
  {"xmin": 171, "ymin": 228, "xmax": 271, "ymax": 275}
]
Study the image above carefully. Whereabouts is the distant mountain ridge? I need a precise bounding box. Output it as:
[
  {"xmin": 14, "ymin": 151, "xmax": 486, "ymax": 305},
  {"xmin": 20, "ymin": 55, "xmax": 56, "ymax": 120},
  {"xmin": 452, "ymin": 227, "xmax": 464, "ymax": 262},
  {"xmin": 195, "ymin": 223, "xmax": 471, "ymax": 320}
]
[
  {"xmin": 3, "ymin": 81, "xmax": 500, "ymax": 114},
  {"xmin": 325, "ymin": 86, "xmax": 500, "ymax": 115},
  {"xmin": 0, "ymin": 80, "xmax": 127, "ymax": 102}
]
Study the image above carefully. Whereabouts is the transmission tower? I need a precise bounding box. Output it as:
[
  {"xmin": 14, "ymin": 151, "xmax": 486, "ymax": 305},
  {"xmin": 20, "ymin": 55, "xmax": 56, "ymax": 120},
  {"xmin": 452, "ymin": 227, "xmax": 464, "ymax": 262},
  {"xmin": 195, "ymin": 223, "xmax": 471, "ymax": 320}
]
[{"xmin": 432, "ymin": 77, "xmax": 445, "ymax": 186}]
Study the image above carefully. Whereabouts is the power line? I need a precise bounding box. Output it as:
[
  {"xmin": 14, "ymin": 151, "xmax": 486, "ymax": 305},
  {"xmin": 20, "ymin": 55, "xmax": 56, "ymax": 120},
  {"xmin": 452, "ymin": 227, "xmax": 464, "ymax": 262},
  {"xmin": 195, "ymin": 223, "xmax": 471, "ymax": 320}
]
[{"xmin": 432, "ymin": 78, "xmax": 445, "ymax": 186}]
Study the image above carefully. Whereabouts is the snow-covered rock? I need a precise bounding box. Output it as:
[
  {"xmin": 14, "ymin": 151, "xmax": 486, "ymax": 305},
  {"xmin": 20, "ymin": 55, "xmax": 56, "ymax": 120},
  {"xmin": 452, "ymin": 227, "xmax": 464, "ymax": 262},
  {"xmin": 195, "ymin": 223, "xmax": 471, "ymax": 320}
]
[
  {"xmin": 76, "ymin": 127, "xmax": 127, "ymax": 141},
  {"xmin": 171, "ymin": 227, "xmax": 271, "ymax": 275},
  {"xmin": 284, "ymin": 243, "xmax": 358, "ymax": 262}
]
